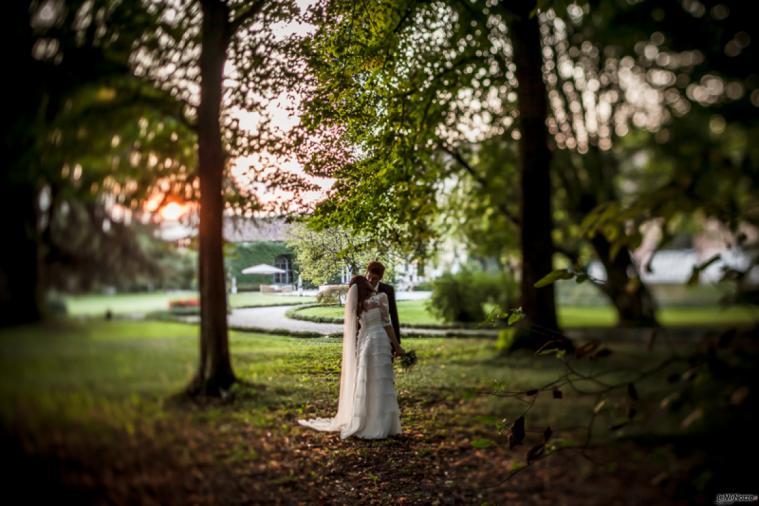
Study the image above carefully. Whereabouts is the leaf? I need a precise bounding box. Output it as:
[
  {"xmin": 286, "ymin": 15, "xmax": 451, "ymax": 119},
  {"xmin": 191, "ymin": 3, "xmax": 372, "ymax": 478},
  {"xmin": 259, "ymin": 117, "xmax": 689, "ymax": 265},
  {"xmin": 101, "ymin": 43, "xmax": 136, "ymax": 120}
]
[
  {"xmin": 659, "ymin": 392, "xmax": 681, "ymax": 410},
  {"xmin": 534, "ymin": 269, "xmax": 574, "ymax": 288},
  {"xmin": 579, "ymin": 205, "xmax": 604, "ymax": 237},
  {"xmin": 526, "ymin": 443, "xmax": 545, "ymax": 463},
  {"xmin": 537, "ymin": 346, "xmax": 561, "ymax": 356},
  {"xmin": 682, "ymin": 367, "xmax": 699, "ymax": 382},
  {"xmin": 681, "ymin": 407, "xmax": 704, "ymax": 428},
  {"xmin": 508, "ymin": 416, "xmax": 525, "ymax": 449},
  {"xmin": 729, "ymin": 386, "xmax": 750, "ymax": 406},
  {"xmin": 543, "ymin": 426, "xmax": 552, "ymax": 442},
  {"xmin": 507, "ymin": 307, "xmax": 526, "ymax": 326},
  {"xmin": 509, "ymin": 461, "xmax": 527, "ymax": 473},
  {"xmin": 471, "ymin": 438, "xmax": 495, "ymax": 449},
  {"xmin": 627, "ymin": 383, "xmax": 639, "ymax": 401},
  {"xmin": 552, "ymin": 388, "xmax": 563, "ymax": 399}
]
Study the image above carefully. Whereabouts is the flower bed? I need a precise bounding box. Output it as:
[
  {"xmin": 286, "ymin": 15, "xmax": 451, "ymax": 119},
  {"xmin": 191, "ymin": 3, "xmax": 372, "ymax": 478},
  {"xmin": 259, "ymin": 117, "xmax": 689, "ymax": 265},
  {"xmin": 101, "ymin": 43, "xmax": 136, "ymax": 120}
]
[{"xmin": 168, "ymin": 298, "xmax": 200, "ymax": 315}]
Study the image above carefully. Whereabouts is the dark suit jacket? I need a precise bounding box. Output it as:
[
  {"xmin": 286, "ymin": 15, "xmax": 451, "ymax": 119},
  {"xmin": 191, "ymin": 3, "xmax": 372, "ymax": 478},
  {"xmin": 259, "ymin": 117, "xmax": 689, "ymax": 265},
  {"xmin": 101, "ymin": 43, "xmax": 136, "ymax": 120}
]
[{"xmin": 377, "ymin": 282, "xmax": 401, "ymax": 343}]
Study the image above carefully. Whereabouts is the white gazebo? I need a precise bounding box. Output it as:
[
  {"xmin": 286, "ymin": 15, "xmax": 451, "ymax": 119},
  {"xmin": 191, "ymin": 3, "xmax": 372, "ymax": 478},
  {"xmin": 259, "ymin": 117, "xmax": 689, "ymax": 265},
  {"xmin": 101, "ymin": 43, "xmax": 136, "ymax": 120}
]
[
  {"xmin": 242, "ymin": 264, "xmax": 286, "ymax": 275},
  {"xmin": 241, "ymin": 264, "xmax": 292, "ymax": 293}
]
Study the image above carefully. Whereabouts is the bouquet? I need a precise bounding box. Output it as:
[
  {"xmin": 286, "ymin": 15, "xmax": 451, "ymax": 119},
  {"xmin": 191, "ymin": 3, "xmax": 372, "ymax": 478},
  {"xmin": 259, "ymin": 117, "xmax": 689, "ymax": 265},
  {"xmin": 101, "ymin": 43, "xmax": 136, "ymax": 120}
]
[{"xmin": 399, "ymin": 349, "xmax": 418, "ymax": 370}]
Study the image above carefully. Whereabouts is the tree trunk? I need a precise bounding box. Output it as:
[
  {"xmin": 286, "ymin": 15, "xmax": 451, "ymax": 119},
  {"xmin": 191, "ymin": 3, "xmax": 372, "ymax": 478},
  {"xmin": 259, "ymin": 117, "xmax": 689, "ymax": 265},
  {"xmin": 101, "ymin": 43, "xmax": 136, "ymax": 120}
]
[
  {"xmin": 590, "ymin": 235, "xmax": 659, "ymax": 327},
  {"xmin": 0, "ymin": 182, "xmax": 43, "ymax": 327},
  {"xmin": 507, "ymin": 2, "xmax": 572, "ymax": 351},
  {"xmin": 188, "ymin": 0, "xmax": 235, "ymax": 396},
  {"xmin": 0, "ymin": 1, "xmax": 44, "ymax": 327},
  {"xmin": 568, "ymin": 147, "xmax": 660, "ymax": 327}
]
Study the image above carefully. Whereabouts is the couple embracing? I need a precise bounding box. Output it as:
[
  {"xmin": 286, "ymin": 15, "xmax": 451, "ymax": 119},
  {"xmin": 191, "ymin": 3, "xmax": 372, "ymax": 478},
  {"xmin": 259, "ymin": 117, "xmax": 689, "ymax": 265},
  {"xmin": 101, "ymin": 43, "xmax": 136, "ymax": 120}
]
[{"xmin": 298, "ymin": 261, "xmax": 407, "ymax": 440}]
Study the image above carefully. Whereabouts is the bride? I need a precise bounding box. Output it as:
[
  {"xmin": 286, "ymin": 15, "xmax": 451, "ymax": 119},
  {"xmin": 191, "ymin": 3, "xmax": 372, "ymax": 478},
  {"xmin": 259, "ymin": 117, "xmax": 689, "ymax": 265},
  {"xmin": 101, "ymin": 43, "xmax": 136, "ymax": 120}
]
[{"xmin": 298, "ymin": 275, "xmax": 405, "ymax": 439}]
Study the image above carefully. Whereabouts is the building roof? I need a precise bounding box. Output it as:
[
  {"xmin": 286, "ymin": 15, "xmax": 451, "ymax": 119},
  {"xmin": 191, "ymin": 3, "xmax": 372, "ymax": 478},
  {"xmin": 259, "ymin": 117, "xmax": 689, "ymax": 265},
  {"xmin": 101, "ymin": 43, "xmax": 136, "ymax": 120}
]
[
  {"xmin": 157, "ymin": 215, "xmax": 293, "ymax": 243},
  {"xmin": 223, "ymin": 216, "xmax": 292, "ymax": 243}
]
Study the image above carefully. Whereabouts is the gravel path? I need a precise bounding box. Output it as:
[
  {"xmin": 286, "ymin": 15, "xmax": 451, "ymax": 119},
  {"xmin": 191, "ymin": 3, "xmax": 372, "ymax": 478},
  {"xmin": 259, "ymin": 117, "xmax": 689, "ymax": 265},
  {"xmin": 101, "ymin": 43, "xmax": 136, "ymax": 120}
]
[{"xmin": 226, "ymin": 305, "xmax": 497, "ymax": 337}]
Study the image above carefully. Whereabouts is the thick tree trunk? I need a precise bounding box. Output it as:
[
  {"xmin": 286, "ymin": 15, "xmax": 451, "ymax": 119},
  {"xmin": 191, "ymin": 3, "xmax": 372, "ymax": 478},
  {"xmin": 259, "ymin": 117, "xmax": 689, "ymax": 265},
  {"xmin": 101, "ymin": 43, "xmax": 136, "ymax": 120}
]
[
  {"xmin": 567, "ymin": 147, "xmax": 659, "ymax": 327},
  {"xmin": 188, "ymin": 0, "xmax": 235, "ymax": 395},
  {"xmin": 590, "ymin": 235, "xmax": 658, "ymax": 327},
  {"xmin": 0, "ymin": 1, "xmax": 44, "ymax": 327},
  {"xmin": 0, "ymin": 182, "xmax": 43, "ymax": 327},
  {"xmin": 507, "ymin": 2, "xmax": 572, "ymax": 351}
]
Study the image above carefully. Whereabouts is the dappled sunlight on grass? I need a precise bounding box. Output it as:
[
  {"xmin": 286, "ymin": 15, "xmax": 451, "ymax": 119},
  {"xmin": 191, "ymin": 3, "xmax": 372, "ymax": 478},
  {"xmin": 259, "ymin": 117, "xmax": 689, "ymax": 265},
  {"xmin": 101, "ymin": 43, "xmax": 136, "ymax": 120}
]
[{"xmin": 0, "ymin": 319, "xmax": 698, "ymax": 437}]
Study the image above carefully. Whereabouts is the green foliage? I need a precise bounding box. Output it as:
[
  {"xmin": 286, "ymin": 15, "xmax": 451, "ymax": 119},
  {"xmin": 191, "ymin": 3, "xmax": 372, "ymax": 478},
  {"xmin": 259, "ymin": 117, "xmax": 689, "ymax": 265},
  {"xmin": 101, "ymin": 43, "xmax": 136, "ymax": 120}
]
[
  {"xmin": 471, "ymin": 438, "xmax": 495, "ymax": 449},
  {"xmin": 428, "ymin": 271, "xmax": 518, "ymax": 324},
  {"xmin": 495, "ymin": 329, "xmax": 516, "ymax": 352},
  {"xmin": 225, "ymin": 242, "xmax": 294, "ymax": 291},
  {"xmin": 428, "ymin": 272, "xmax": 485, "ymax": 323},
  {"xmin": 534, "ymin": 269, "xmax": 575, "ymax": 288},
  {"xmin": 297, "ymin": 0, "xmax": 513, "ymax": 258},
  {"xmin": 46, "ymin": 207, "xmax": 197, "ymax": 292},
  {"xmin": 315, "ymin": 286, "xmax": 348, "ymax": 304},
  {"xmin": 286, "ymin": 222, "xmax": 399, "ymax": 286}
]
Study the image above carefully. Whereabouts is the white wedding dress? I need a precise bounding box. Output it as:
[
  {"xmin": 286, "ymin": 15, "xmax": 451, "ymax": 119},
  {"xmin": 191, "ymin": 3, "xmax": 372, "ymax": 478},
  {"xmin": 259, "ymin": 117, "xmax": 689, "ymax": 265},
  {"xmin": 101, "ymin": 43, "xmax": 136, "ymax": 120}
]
[{"xmin": 298, "ymin": 285, "xmax": 401, "ymax": 439}]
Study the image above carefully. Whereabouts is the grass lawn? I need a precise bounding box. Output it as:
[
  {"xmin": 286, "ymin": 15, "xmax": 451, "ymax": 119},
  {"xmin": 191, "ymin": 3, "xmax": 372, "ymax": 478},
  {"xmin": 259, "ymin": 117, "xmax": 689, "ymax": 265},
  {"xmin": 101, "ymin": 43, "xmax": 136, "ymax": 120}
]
[
  {"xmin": 62, "ymin": 291, "xmax": 316, "ymax": 317},
  {"xmin": 293, "ymin": 299, "xmax": 758, "ymax": 328},
  {"xmin": 1, "ymin": 318, "xmax": 747, "ymax": 503}
]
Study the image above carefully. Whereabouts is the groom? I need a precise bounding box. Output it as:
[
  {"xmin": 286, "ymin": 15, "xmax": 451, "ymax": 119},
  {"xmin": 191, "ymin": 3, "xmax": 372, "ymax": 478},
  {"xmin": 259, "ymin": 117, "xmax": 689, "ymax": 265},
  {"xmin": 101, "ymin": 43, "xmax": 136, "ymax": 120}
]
[{"xmin": 365, "ymin": 261, "xmax": 401, "ymax": 346}]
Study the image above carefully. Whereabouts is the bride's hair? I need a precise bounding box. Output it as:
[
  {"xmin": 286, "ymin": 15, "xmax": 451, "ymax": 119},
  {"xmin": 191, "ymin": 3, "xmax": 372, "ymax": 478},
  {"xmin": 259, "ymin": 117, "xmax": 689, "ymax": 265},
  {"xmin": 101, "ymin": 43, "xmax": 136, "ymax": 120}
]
[{"xmin": 349, "ymin": 275, "xmax": 374, "ymax": 317}]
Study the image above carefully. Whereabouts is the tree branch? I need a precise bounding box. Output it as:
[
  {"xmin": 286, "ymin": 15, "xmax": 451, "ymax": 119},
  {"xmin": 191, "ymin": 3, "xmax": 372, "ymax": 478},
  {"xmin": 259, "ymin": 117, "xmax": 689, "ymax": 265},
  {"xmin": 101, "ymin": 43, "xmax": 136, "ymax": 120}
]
[
  {"xmin": 439, "ymin": 143, "xmax": 521, "ymax": 226},
  {"xmin": 229, "ymin": 0, "xmax": 266, "ymax": 34}
]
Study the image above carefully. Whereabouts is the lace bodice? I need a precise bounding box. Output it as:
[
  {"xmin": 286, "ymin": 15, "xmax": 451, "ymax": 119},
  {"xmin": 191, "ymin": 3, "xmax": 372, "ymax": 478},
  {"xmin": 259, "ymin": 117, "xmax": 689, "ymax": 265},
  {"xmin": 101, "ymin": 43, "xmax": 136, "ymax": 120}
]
[{"xmin": 360, "ymin": 292, "xmax": 391, "ymax": 330}]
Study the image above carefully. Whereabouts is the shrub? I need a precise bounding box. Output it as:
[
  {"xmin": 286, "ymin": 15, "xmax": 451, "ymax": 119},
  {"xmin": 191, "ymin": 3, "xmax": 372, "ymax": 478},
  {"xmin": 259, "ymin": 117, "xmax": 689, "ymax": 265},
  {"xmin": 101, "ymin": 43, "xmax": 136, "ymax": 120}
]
[
  {"xmin": 470, "ymin": 271, "xmax": 518, "ymax": 310},
  {"xmin": 411, "ymin": 280, "xmax": 434, "ymax": 291},
  {"xmin": 316, "ymin": 285, "xmax": 349, "ymax": 304},
  {"xmin": 427, "ymin": 271, "xmax": 518, "ymax": 324},
  {"xmin": 45, "ymin": 294, "xmax": 68, "ymax": 317}
]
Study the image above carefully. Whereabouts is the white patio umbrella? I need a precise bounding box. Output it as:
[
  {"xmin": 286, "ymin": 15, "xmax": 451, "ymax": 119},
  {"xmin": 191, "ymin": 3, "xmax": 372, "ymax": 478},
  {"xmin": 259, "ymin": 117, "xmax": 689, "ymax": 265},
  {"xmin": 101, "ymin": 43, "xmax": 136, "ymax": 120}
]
[{"xmin": 241, "ymin": 263, "xmax": 286, "ymax": 275}]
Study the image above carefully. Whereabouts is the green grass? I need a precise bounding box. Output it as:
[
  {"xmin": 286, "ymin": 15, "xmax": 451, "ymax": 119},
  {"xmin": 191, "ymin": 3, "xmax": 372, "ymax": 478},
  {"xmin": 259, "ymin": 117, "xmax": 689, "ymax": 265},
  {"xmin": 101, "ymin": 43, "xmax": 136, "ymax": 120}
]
[
  {"xmin": 294, "ymin": 300, "xmax": 444, "ymax": 326},
  {"xmin": 558, "ymin": 305, "xmax": 758, "ymax": 327},
  {"xmin": 2, "ymin": 317, "xmax": 752, "ymax": 505},
  {"xmin": 294, "ymin": 300, "xmax": 758, "ymax": 328},
  {"xmin": 62, "ymin": 291, "xmax": 315, "ymax": 316},
  {"xmin": 0, "ymin": 318, "xmax": 691, "ymax": 440},
  {"xmin": 0, "ymin": 320, "xmax": 600, "ymax": 434}
]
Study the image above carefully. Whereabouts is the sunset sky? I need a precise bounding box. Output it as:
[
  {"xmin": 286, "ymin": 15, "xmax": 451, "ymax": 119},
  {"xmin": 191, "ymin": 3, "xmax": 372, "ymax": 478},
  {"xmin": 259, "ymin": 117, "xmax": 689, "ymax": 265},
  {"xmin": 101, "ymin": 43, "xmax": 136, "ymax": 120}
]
[{"xmin": 150, "ymin": 0, "xmax": 330, "ymax": 223}]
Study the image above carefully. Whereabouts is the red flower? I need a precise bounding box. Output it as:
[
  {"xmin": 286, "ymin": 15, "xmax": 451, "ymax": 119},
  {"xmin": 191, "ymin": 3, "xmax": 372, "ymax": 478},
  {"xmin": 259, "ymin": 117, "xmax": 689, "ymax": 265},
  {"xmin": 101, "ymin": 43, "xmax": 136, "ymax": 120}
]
[{"xmin": 169, "ymin": 298, "xmax": 200, "ymax": 309}]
